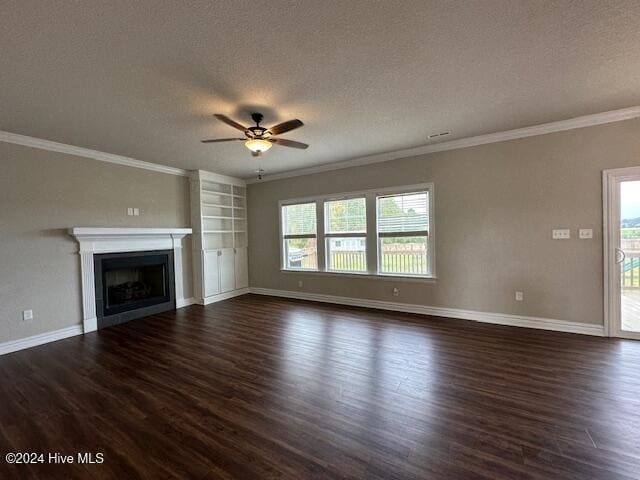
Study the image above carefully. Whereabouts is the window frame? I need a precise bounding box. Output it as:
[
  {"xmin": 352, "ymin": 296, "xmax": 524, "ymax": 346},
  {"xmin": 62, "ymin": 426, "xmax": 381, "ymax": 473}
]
[
  {"xmin": 376, "ymin": 190, "xmax": 431, "ymax": 278},
  {"xmin": 323, "ymin": 195, "xmax": 368, "ymax": 273},
  {"xmin": 279, "ymin": 201, "xmax": 319, "ymax": 271},
  {"xmin": 278, "ymin": 183, "xmax": 435, "ymax": 280}
]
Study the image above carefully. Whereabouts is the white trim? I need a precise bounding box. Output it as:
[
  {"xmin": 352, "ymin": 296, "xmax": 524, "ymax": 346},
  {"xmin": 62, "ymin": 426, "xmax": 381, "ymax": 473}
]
[
  {"xmin": 0, "ymin": 296, "xmax": 200, "ymax": 357},
  {"xmin": 69, "ymin": 227, "xmax": 192, "ymax": 333},
  {"xmin": 176, "ymin": 297, "xmax": 197, "ymax": 309},
  {"xmin": 194, "ymin": 169, "xmax": 246, "ymax": 187},
  {"xmin": 198, "ymin": 288, "xmax": 250, "ymax": 305},
  {"xmin": 602, "ymin": 167, "xmax": 640, "ymax": 339},
  {"xmin": 0, "ymin": 130, "xmax": 189, "ymax": 176},
  {"xmin": 0, "ymin": 325, "xmax": 84, "ymax": 356},
  {"xmin": 249, "ymin": 288, "xmax": 605, "ymax": 337},
  {"xmin": 247, "ymin": 106, "xmax": 640, "ymax": 183},
  {"xmin": 70, "ymin": 227, "xmax": 193, "ymax": 238},
  {"xmin": 603, "ymin": 169, "xmax": 613, "ymax": 337},
  {"xmin": 280, "ymin": 269, "xmax": 437, "ymax": 283},
  {"xmin": 278, "ymin": 183, "xmax": 435, "ymax": 278}
]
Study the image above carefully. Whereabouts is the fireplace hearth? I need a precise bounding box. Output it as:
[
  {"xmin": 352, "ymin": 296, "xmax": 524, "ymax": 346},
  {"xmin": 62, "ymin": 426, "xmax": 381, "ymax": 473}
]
[{"xmin": 94, "ymin": 250, "xmax": 175, "ymax": 329}]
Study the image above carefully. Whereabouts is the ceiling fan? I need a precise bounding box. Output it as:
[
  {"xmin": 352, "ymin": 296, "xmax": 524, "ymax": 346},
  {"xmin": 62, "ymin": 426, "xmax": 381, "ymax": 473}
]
[{"xmin": 202, "ymin": 112, "xmax": 308, "ymax": 156}]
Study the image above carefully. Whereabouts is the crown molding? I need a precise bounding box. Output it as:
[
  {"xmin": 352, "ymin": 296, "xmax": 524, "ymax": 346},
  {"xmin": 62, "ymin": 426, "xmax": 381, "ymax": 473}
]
[
  {"xmin": 247, "ymin": 106, "xmax": 640, "ymax": 184},
  {"xmin": 0, "ymin": 130, "xmax": 189, "ymax": 177},
  {"xmin": 192, "ymin": 168, "xmax": 247, "ymax": 187}
]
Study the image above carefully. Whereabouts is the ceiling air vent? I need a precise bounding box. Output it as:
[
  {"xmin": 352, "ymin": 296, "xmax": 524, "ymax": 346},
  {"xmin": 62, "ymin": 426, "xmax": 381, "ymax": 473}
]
[{"xmin": 428, "ymin": 131, "xmax": 451, "ymax": 139}]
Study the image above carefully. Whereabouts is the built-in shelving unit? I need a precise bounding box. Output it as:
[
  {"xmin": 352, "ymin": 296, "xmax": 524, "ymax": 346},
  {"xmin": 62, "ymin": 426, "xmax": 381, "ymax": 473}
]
[{"xmin": 190, "ymin": 170, "xmax": 249, "ymax": 304}]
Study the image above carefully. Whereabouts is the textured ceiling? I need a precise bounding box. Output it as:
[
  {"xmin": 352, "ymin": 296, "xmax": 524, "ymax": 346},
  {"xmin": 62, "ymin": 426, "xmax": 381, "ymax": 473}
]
[{"xmin": 2, "ymin": 0, "xmax": 640, "ymax": 178}]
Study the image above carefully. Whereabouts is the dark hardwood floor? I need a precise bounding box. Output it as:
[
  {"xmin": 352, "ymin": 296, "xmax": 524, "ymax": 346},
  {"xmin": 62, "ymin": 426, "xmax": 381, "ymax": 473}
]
[{"xmin": 2, "ymin": 294, "xmax": 640, "ymax": 479}]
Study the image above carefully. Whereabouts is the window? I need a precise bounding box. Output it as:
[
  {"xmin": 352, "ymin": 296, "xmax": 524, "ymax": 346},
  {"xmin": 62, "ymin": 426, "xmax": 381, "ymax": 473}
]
[
  {"xmin": 324, "ymin": 197, "xmax": 367, "ymax": 272},
  {"xmin": 281, "ymin": 202, "xmax": 317, "ymax": 270},
  {"xmin": 279, "ymin": 183, "xmax": 434, "ymax": 279},
  {"xmin": 377, "ymin": 192, "xmax": 429, "ymax": 276}
]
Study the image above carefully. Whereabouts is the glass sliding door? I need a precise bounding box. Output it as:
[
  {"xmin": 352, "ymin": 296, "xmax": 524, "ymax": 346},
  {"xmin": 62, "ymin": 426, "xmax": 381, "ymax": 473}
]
[
  {"xmin": 619, "ymin": 181, "xmax": 640, "ymax": 335},
  {"xmin": 605, "ymin": 168, "xmax": 640, "ymax": 339}
]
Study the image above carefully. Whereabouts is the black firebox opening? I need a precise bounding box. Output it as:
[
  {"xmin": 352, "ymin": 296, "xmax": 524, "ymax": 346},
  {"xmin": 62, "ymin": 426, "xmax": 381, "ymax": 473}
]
[{"xmin": 94, "ymin": 250, "xmax": 175, "ymax": 329}]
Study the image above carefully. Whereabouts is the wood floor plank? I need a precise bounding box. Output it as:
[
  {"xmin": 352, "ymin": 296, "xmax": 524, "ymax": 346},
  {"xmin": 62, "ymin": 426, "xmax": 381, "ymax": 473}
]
[{"xmin": 1, "ymin": 294, "xmax": 639, "ymax": 479}]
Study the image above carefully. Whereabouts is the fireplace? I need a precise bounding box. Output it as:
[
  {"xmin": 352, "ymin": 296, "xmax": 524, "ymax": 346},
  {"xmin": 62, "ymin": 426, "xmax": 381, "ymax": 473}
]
[{"xmin": 94, "ymin": 250, "xmax": 175, "ymax": 329}]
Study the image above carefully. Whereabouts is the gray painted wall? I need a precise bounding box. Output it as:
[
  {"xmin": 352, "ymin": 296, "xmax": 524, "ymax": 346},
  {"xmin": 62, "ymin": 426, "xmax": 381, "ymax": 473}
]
[
  {"xmin": 0, "ymin": 142, "xmax": 192, "ymax": 343},
  {"xmin": 248, "ymin": 118, "xmax": 640, "ymax": 326}
]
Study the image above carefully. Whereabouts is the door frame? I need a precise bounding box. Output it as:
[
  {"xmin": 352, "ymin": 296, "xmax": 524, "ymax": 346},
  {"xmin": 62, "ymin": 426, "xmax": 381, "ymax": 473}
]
[{"xmin": 603, "ymin": 166, "xmax": 640, "ymax": 339}]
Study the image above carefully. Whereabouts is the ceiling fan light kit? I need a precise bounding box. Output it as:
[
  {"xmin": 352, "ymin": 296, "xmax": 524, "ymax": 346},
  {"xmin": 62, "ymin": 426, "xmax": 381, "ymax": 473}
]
[{"xmin": 245, "ymin": 138, "xmax": 272, "ymax": 154}]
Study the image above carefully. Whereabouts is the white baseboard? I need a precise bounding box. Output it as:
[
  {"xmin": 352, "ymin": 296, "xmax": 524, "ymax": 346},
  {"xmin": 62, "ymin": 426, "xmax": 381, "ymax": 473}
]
[
  {"xmin": 249, "ymin": 288, "xmax": 605, "ymax": 337},
  {"xmin": 1, "ymin": 297, "xmax": 207, "ymax": 356},
  {"xmin": 198, "ymin": 288, "xmax": 250, "ymax": 305},
  {"xmin": 0, "ymin": 325, "xmax": 84, "ymax": 356},
  {"xmin": 0, "ymin": 287, "xmax": 602, "ymax": 357},
  {"xmin": 176, "ymin": 297, "xmax": 197, "ymax": 308}
]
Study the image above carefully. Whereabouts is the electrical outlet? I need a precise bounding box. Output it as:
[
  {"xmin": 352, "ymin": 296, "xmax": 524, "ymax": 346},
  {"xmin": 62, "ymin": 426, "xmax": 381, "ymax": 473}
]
[
  {"xmin": 579, "ymin": 228, "xmax": 593, "ymax": 239},
  {"xmin": 552, "ymin": 229, "xmax": 570, "ymax": 240},
  {"xmin": 515, "ymin": 291, "xmax": 524, "ymax": 301},
  {"xmin": 22, "ymin": 309, "xmax": 33, "ymax": 321},
  {"xmin": 298, "ymin": 280, "xmax": 303, "ymax": 287},
  {"xmin": 392, "ymin": 287, "xmax": 399, "ymax": 297},
  {"xmin": 133, "ymin": 207, "xmax": 140, "ymax": 216},
  {"xmin": 127, "ymin": 207, "xmax": 134, "ymax": 216}
]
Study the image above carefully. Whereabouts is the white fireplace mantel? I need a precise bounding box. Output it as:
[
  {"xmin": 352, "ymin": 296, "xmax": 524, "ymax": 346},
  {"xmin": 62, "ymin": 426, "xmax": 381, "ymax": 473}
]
[{"xmin": 69, "ymin": 227, "xmax": 192, "ymax": 333}]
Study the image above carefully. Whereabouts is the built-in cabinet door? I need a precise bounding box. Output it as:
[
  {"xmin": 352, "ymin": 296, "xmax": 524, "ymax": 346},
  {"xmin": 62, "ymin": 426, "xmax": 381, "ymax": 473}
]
[
  {"xmin": 203, "ymin": 250, "xmax": 220, "ymax": 297},
  {"xmin": 219, "ymin": 248, "xmax": 236, "ymax": 293},
  {"xmin": 234, "ymin": 247, "xmax": 249, "ymax": 289}
]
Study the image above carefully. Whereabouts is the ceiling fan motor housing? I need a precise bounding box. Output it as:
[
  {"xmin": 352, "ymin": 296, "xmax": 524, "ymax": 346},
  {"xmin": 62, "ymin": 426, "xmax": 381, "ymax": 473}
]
[
  {"xmin": 246, "ymin": 126, "xmax": 269, "ymax": 138},
  {"xmin": 247, "ymin": 113, "xmax": 269, "ymax": 138},
  {"xmin": 251, "ymin": 112, "xmax": 264, "ymax": 125}
]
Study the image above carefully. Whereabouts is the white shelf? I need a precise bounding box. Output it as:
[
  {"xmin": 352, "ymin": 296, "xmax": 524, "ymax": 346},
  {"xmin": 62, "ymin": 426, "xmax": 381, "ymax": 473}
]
[
  {"xmin": 202, "ymin": 190, "xmax": 233, "ymax": 197},
  {"xmin": 202, "ymin": 202, "xmax": 233, "ymax": 208},
  {"xmin": 190, "ymin": 170, "xmax": 248, "ymax": 300}
]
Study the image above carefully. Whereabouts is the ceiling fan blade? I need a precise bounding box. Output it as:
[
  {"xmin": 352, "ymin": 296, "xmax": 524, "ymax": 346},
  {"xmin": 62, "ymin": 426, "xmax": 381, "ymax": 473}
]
[
  {"xmin": 213, "ymin": 114, "xmax": 248, "ymax": 132},
  {"xmin": 270, "ymin": 138, "xmax": 309, "ymax": 149},
  {"xmin": 201, "ymin": 138, "xmax": 245, "ymax": 143},
  {"xmin": 268, "ymin": 119, "xmax": 304, "ymax": 136}
]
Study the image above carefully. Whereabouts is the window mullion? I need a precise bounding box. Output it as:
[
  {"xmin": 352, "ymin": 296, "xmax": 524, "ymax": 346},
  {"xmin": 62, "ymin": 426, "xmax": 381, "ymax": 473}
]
[
  {"xmin": 316, "ymin": 198, "xmax": 326, "ymax": 271},
  {"xmin": 324, "ymin": 232, "xmax": 366, "ymax": 238},
  {"xmin": 283, "ymin": 234, "xmax": 317, "ymax": 240},
  {"xmin": 366, "ymin": 194, "xmax": 377, "ymax": 275},
  {"xmin": 378, "ymin": 230, "xmax": 428, "ymax": 238}
]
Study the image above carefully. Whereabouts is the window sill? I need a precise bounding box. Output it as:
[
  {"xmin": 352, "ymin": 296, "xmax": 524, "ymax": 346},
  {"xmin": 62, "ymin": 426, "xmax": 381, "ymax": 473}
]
[{"xmin": 280, "ymin": 269, "xmax": 437, "ymax": 283}]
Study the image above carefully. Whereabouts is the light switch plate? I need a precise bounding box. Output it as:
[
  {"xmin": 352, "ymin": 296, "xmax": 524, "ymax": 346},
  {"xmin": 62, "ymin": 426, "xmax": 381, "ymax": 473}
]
[
  {"xmin": 133, "ymin": 208, "xmax": 140, "ymax": 216},
  {"xmin": 579, "ymin": 228, "xmax": 593, "ymax": 239},
  {"xmin": 552, "ymin": 229, "xmax": 570, "ymax": 240}
]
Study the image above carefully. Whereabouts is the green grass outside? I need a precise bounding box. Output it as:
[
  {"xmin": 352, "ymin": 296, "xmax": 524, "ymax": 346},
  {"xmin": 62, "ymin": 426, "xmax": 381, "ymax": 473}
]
[{"xmin": 621, "ymin": 227, "xmax": 640, "ymax": 239}]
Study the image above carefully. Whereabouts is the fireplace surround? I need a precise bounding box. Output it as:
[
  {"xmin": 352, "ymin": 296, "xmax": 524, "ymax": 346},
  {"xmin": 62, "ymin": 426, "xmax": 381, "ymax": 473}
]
[
  {"xmin": 94, "ymin": 250, "xmax": 175, "ymax": 329},
  {"xmin": 69, "ymin": 228, "xmax": 192, "ymax": 332}
]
